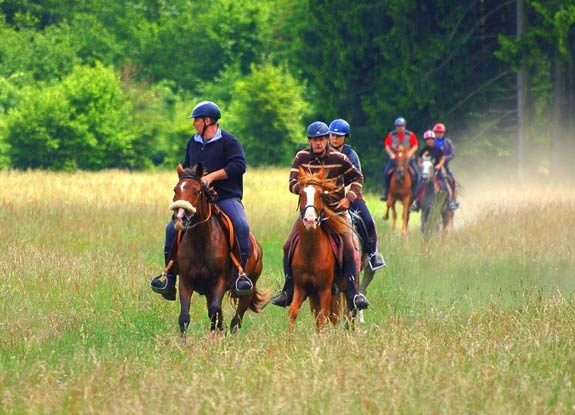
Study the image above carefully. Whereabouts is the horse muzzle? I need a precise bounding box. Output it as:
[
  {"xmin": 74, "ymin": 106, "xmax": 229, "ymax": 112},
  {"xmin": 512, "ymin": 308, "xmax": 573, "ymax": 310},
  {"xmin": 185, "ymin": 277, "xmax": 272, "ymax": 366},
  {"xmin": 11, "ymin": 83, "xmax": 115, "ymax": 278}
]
[{"xmin": 169, "ymin": 200, "xmax": 197, "ymax": 231}]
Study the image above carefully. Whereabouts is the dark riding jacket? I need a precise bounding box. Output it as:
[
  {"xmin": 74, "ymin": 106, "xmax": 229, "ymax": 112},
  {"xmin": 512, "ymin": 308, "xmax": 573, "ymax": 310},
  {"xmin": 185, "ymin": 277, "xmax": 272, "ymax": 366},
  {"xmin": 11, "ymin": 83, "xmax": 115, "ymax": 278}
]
[
  {"xmin": 289, "ymin": 147, "xmax": 363, "ymax": 212},
  {"xmin": 183, "ymin": 128, "xmax": 246, "ymax": 202}
]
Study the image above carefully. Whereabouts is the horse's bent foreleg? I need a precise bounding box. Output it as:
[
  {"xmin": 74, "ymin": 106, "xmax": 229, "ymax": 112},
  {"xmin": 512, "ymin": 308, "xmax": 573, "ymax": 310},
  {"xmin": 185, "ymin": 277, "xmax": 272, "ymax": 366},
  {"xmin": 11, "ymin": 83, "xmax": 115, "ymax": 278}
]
[
  {"xmin": 230, "ymin": 295, "xmax": 251, "ymax": 333},
  {"xmin": 288, "ymin": 287, "xmax": 306, "ymax": 330},
  {"xmin": 359, "ymin": 267, "xmax": 375, "ymax": 294},
  {"xmin": 178, "ymin": 282, "xmax": 193, "ymax": 335}
]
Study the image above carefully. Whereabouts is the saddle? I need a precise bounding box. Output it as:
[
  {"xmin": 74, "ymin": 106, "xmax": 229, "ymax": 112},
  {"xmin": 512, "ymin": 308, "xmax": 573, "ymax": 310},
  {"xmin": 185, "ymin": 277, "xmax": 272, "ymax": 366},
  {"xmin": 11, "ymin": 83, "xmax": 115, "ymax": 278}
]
[
  {"xmin": 285, "ymin": 223, "xmax": 344, "ymax": 275},
  {"xmin": 165, "ymin": 205, "xmax": 246, "ymax": 276}
]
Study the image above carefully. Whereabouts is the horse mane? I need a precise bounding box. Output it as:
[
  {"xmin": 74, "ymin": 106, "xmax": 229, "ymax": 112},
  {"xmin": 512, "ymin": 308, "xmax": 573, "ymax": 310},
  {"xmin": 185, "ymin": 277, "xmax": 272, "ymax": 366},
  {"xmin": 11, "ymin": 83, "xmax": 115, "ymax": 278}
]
[
  {"xmin": 297, "ymin": 168, "xmax": 351, "ymax": 235},
  {"xmin": 179, "ymin": 165, "xmax": 218, "ymax": 201}
]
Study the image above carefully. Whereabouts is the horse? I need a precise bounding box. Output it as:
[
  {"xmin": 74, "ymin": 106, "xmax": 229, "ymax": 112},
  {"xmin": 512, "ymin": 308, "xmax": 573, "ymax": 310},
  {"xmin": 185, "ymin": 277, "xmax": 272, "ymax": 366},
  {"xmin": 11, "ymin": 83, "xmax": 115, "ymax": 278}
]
[
  {"xmin": 383, "ymin": 146, "xmax": 413, "ymax": 234},
  {"xmin": 169, "ymin": 163, "xmax": 268, "ymax": 334},
  {"xmin": 419, "ymin": 156, "xmax": 454, "ymax": 236},
  {"xmin": 288, "ymin": 167, "xmax": 351, "ymax": 331}
]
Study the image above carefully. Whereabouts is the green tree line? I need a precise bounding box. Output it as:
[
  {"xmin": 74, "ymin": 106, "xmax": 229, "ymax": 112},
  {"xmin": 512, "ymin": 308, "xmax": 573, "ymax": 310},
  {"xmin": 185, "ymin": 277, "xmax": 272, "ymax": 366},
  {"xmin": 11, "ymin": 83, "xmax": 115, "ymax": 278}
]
[{"xmin": 0, "ymin": 0, "xmax": 573, "ymax": 182}]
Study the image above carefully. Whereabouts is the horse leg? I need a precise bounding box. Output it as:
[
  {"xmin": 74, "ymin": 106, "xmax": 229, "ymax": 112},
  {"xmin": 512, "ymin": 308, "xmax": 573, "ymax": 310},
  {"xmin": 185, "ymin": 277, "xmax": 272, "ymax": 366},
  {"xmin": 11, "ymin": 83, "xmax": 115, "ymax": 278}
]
[
  {"xmin": 383, "ymin": 204, "xmax": 390, "ymax": 221},
  {"xmin": 317, "ymin": 288, "xmax": 333, "ymax": 332},
  {"xmin": 206, "ymin": 280, "xmax": 226, "ymax": 332},
  {"xmin": 288, "ymin": 286, "xmax": 306, "ymax": 330},
  {"xmin": 391, "ymin": 203, "xmax": 397, "ymax": 232},
  {"xmin": 330, "ymin": 292, "xmax": 343, "ymax": 326},
  {"xmin": 230, "ymin": 295, "xmax": 251, "ymax": 333},
  {"xmin": 402, "ymin": 197, "xmax": 410, "ymax": 234},
  {"xmin": 178, "ymin": 282, "xmax": 193, "ymax": 336}
]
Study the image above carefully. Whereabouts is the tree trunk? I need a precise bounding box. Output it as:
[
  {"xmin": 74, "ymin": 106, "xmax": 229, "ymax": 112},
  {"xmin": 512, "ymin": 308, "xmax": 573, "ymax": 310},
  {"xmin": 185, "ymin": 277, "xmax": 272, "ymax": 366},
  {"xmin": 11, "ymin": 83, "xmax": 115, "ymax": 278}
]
[
  {"xmin": 516, "ymin": 0, "xmax": 527, "ymax": 183},
  {"xmin": 551, "ymin": 48, "xmax": 566, "ymax": 178}
]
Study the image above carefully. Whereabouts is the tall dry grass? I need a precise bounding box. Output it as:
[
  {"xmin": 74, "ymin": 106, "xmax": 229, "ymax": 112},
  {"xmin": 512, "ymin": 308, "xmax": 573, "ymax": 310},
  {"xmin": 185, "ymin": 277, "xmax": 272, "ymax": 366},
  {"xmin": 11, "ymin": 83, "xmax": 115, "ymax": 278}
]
[{"xmin": 0, "ymin": 169, "xmax": 574, "ymax": 414}]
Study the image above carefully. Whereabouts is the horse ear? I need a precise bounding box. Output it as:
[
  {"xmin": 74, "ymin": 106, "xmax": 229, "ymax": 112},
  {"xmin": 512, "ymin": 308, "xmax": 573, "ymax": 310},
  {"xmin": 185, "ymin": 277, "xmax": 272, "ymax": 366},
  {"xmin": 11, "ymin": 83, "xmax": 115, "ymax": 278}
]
[
  {"xmin": 298, "ymin": 166, "xmax": 306, "ymax": 180},
  {"xmin": 177, "ymin": 163, "xmax": 184, "ymax": 178},
  {"xmin": 318, "ymin": 167, "xmax": 328, "ymax": 181},
  {"xmin": 195, "ymin": 163, "xmax": 204, "ymax": 177}
]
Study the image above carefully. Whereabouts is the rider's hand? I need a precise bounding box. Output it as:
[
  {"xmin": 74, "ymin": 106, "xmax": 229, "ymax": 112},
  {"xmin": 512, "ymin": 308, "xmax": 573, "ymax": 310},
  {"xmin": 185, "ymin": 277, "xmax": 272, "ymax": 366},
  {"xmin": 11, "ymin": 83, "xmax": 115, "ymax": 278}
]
[
  {"xmin": 202, "ymin": 173, "xmax": 214, "ymax": 186},
  {"xmin": 335, "ymin": 198, "xmax": 351, "ymax": 210}
]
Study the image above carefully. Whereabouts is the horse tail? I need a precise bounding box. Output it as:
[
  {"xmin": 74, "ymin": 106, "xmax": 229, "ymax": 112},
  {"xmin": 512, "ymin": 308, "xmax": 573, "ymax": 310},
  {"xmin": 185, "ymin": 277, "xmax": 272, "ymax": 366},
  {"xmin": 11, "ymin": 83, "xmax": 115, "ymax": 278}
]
[{"xmin": 249, "ymin": 287, "xmax": 271, "ymax": 313}]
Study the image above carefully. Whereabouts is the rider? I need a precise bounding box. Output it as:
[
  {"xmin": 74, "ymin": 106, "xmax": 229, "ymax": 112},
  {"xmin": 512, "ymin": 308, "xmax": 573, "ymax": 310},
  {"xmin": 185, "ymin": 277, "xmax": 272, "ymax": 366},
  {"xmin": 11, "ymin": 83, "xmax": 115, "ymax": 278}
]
[
  {"xmin": 410, "ymin": 130, "xmax": 457, "ymax": 211},
  {"xmin": 150, "ymin": 100, "xmax": 254, "ymax": 300},
  {"xmin": 328, "ymin": 118, "xmax": 386, "ymax": 271},
  {"xmin": 433, "ymin": 122, "xmax": 459, "ymax": 208},
  {"xmin": 271, "ymin": 121, "xmax": 369, "ymax": 311},
  {"xmin": 381, "ymin": 117, "xmax": 419, "ymax": 202}
]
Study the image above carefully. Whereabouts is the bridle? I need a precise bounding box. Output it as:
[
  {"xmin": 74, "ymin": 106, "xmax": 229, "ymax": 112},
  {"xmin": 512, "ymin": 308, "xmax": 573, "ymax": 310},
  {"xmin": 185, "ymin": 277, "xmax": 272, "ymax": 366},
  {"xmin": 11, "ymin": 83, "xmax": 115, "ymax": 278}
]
[{"xmin": 172, "ymin": 171, "xmax": 216, "ymax": 230}]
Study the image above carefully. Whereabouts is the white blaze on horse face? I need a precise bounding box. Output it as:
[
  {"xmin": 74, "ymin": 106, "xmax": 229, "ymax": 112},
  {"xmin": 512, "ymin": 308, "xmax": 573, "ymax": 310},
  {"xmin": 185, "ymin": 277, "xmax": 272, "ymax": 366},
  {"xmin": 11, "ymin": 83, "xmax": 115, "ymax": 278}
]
[
  {"xmin": 302, "ymin": 185, "xmax": 319, "ymax": 229},
  {"xmin": 421, "ymin": 158, "xmax": 434, "ymax": 181}
]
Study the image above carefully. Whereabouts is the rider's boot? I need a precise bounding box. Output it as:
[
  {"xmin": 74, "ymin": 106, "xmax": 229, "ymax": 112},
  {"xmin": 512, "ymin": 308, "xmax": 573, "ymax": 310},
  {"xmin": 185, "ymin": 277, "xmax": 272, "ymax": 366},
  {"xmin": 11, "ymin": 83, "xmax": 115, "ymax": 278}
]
[
  {"xmin": 345, "ymin": 274, "xmax": 368, "ymax": 311},
  {"xmin": 271, "ymin": 257, "xmax": 294, "ymax": 307},
  {"xmin": 448, "ymin": 199, "xmax": 459, "ymax": 211},
  {"xmin": 233, "ymin": 252, "xmax": 253, "ymax": 297},
  {"xmin": 368, "ymin": 252, "xmax": 386, "ymax": 271},
  {"xmin": 151, "ymin": 228, "xmax": 178, "ymax": 301},
  {"xmin": 366, "ymin": 236, "xmax": 386, "ymax": 270},
  {"xmin": 151, "ymin": 272, "xmax": 177, "ymax": 301}
]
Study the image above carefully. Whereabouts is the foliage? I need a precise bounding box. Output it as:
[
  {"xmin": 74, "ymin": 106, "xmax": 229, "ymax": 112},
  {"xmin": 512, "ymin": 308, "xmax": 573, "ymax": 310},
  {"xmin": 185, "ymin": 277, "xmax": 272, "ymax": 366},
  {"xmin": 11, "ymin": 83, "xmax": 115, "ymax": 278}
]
[
  {"xmin": 6, "ymin": 63, "xmax": 140, "ymax": 170},
  {"xmin": 225, "ymin": 62, "xmax": 311, "ymax": 166}
]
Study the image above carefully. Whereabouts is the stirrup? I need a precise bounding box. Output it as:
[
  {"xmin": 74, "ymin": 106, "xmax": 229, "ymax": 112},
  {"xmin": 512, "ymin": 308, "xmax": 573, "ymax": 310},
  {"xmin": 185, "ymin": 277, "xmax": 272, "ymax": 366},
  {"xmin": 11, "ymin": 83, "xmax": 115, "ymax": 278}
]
[
  {"xmin": 368, "ymin": 252, "xmax": 386, "ymax": 271},
  {"xmin": 233, "ymin": 272, "xmax": 253, "ymax": 297},
  {"xmin": 352, "ymin": 293, "xmax": 369, "ymax": 310}
]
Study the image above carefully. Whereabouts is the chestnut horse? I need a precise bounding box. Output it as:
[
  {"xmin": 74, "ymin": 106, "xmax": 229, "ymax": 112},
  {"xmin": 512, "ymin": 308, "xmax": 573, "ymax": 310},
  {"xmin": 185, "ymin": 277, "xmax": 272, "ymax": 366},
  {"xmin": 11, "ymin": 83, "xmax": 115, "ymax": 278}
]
[
  {"xmin": 383, "ymin": 146, "xmax": 413, "ymax": 233},
  {"xmin": 170, "ymin": 164, "xmax": 268, "ymax": 334},
  {"xmin": 288, "ymin": 167, "xmax": 350, "ymax": 331}
]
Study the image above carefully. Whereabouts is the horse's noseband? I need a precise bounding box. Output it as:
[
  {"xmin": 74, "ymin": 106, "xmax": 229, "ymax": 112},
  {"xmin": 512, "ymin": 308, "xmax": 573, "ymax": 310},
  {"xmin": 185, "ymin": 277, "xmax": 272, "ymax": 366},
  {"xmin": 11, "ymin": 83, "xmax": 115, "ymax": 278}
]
[{"xmin": 300, "ymin": 204, "xmax": 321, "ymax": 224}]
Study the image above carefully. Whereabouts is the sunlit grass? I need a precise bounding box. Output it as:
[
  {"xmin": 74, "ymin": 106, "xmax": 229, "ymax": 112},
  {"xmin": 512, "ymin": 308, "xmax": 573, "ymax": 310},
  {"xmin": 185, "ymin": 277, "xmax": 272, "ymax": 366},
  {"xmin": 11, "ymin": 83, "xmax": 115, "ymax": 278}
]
[{"xmin": 0, "ymin": 169, "xmax": 574, "ymax": 414}]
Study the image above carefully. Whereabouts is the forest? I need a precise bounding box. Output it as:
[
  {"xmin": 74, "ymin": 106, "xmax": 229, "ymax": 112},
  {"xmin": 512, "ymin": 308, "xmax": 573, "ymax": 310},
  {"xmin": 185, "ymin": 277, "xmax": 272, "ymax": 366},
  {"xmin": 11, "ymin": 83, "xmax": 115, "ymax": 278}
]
[{"xmin": 0, "ymin": 0, "xmax": 574, "ymax": 183}]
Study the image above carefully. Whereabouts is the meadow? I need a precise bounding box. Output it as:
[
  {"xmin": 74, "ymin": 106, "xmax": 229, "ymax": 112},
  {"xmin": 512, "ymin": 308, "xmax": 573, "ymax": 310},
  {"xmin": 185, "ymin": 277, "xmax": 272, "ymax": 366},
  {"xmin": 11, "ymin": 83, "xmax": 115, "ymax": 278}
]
[{"xmin": 0, "ymin": 168, "xmax": 574, "ymax": 414}]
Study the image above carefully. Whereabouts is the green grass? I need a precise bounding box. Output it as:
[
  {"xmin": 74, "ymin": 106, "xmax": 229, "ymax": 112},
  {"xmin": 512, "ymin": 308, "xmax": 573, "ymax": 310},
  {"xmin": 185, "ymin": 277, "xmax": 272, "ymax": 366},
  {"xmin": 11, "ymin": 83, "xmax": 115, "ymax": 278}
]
[{"xmin": 0, "ymin": 169, "xmax": 574, "ymax": 414}]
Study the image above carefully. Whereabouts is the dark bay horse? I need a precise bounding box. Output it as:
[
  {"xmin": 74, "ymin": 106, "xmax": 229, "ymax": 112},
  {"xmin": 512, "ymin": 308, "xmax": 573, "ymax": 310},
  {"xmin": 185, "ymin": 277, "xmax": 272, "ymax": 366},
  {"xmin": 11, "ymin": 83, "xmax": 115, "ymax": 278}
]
[
  {"xmin": 419, "ymin": 156, "xmax": 454, "ymax": 236},
  {"xmin": 288, "ymin": 167, "xmax": 350, "ymax": 331},
  {"xmin": 383, "ymin": 146, "xmax": 413, "ymax": 234},
  {"xmin": 170, "ymin": 164, "xmax": 268, "ymax": 334}
]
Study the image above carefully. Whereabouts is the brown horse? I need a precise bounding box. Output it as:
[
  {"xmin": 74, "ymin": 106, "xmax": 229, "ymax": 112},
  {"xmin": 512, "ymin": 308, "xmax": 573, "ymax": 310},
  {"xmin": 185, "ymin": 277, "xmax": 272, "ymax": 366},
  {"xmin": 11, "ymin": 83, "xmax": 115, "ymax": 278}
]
[
  {"xmin": 383, "ymin": 146, "xmax": 413, "ymax": 233},
  {"xmin": 170, "ymin": 164, "xmax": 268, "ymax": 334},
  {"xmin": 288, "ymin": 167, "xmax": 350, "ymax": 331}
]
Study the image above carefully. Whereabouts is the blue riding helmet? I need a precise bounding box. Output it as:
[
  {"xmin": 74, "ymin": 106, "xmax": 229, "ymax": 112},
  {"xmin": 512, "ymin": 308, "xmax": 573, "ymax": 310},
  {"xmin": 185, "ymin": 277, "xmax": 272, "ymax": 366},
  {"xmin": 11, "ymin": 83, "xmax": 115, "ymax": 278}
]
[
  {"xmin": 188, "ymin": 101, "xmax": 221, "ymax": 120},
  {"xmin": 306, "ymin": 121, "xmax": 329, "ymax": 138},
  {"xmin": 394, "ymin": 117, "xmax": 406, "ymax": 126},
  {"xmin": 328, "ymin": 119, "xmax": 350, "ymax": 136}
]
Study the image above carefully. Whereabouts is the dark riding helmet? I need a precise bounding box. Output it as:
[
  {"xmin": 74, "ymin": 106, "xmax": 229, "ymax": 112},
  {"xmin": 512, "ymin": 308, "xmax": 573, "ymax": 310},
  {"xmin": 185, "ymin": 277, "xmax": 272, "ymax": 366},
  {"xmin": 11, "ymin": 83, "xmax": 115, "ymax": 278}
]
[
  {"xmin": 328, "ymin": 119, "xmax": 350, "ymax": 136},
  {"xmin": 394, "ymin": 117, "xmax": 406, "ymax": 127},
  {"xmin": 187, "ymin": 101, "xmax": 221, "ymax": 121},
  {"xmin": 306, "ymin": 121, "xmax": 329, "ymax": 138}
]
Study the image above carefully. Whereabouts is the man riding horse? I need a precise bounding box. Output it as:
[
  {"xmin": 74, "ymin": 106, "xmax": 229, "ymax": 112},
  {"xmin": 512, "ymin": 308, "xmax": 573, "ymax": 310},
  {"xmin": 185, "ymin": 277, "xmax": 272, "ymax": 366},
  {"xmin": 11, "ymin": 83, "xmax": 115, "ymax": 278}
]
[
  {"xmin": 433, "ymin": 122, "xmax": 459, "ymax": 209},
  {"xmin": 150, "ymin": 101, "xmax": 254, "ymax": 300},
  {"xmin": 271, "ymin": 121, "xmax": 369, "ymax": 311},
  {"xmin": 381, "ymin": 117, "xmax": 419, "ymax": 203}
]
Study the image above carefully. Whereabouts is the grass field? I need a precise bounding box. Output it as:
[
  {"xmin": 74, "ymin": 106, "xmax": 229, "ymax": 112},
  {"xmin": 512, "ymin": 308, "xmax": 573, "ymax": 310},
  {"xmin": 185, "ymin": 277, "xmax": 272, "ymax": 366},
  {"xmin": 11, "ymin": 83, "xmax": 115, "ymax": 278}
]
[{"xmin": 1, "ymin": 168, "xmax": 574, "ymax": 414}]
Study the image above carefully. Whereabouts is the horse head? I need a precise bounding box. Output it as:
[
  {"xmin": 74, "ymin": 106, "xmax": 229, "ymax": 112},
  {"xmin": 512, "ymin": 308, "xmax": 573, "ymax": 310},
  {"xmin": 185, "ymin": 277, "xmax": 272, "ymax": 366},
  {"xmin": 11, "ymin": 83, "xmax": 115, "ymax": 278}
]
[
  {"xmin": 170, "ymin": 163, "xmax": 217, "ymax": 231},
  {"xmin": 420, "ymin": 155, "xmax": 435, "ymax": 183},
  {"xmin": 394, "ymin": 146, "xmax": 409, "ymax": 181},
  {"xmin": 297, "ymin": 167, "xmax": 331, "ymax": 230}
]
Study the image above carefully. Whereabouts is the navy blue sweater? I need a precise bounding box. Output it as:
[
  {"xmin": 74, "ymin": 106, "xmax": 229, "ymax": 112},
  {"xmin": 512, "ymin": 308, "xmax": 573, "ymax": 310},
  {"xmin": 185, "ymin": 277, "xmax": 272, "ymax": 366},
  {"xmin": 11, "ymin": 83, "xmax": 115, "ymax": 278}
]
[{"xmin": 183, "ymin": 129, "xmax": 246, "ymax": 201}]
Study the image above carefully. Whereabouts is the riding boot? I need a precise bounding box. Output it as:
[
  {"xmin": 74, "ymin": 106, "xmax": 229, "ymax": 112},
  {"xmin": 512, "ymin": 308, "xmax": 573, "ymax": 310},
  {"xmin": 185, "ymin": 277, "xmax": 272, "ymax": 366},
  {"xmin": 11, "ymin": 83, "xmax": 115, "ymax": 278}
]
[
  {"xmin": 271, "ymin": 257, "xmax": 294, "ymax": 307},
  {"xmin": 345, "ymin": 274, "xmax": 368, "ymax": 311},
  {"xmin": 150, "ymin": 223, "xmax": 178, "ymax": 301},
  {"xmin": 233, "ymin": 252, "xmax": 253, "ymax": 297},
  {"xmin": 367, "ymin": 237, "xmax": 386, "ymax": 271}
]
